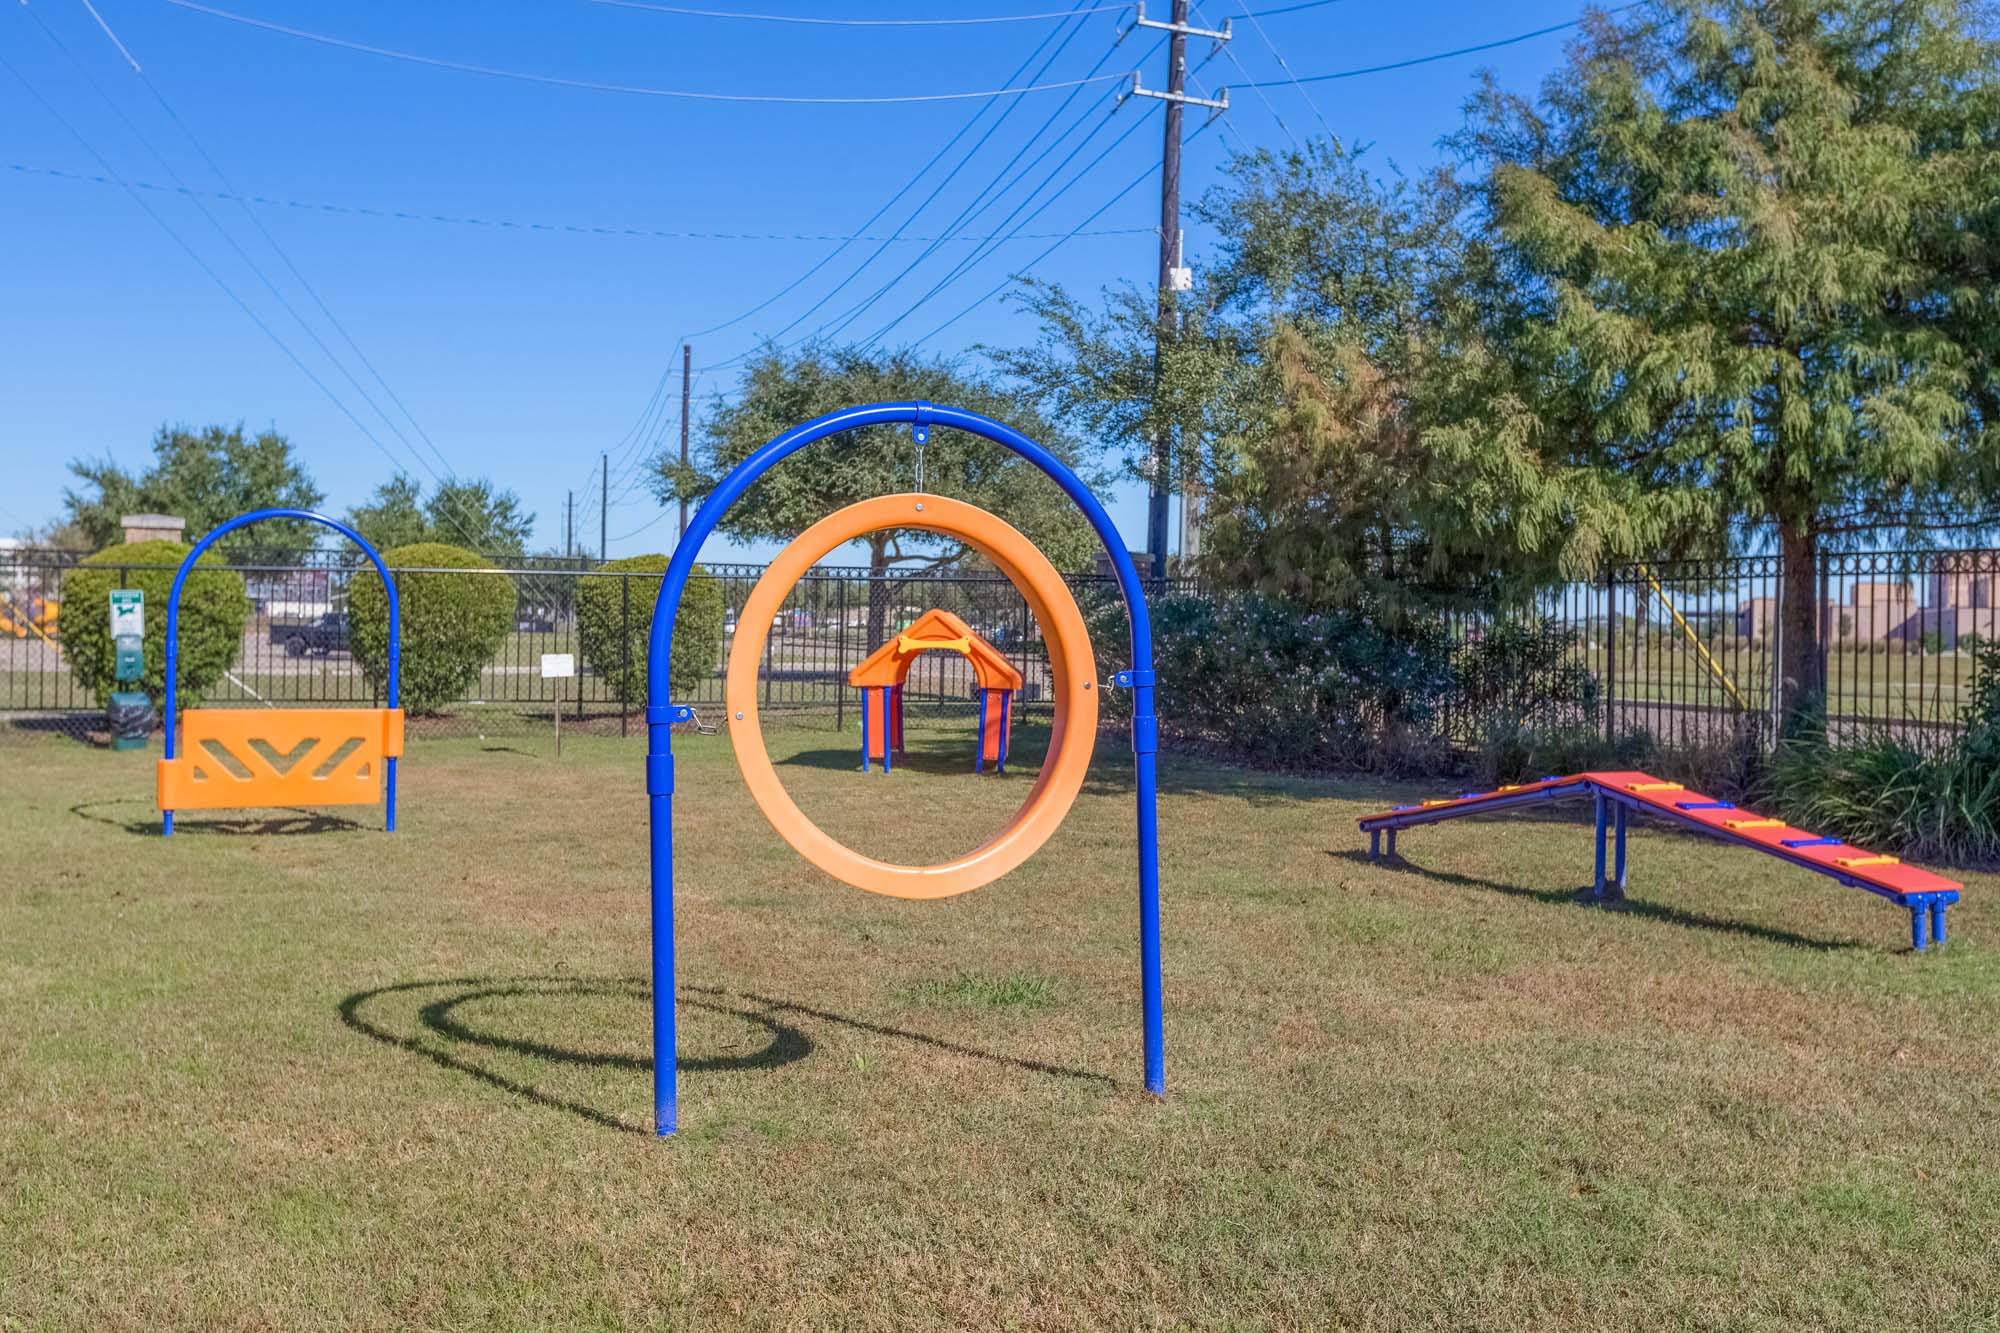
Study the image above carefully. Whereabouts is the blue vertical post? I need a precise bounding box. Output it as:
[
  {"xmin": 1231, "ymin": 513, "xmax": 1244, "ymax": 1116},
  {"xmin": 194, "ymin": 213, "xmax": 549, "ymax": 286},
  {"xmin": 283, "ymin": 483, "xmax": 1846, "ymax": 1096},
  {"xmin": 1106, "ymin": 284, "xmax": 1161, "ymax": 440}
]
[
  {"xmin": 1386, "ymin": 827, "xmax": 1397, "ymax": 858},
  {"xmin": 976, "ymin": 688, "xmax": 988, "ymax": 773},
  {"xmin": 1593, "ymin": 791, "xmax": 1609, "ymax": 898},
  {"xmin": 997, "ymin": 689, "xmax": 1010, "ymax": 772},
  {"xmin": 645, "ymin": 402, "xmax": 1167, "ymax": 1136},
  {"xmin": 859, "ymin": 686, "xmax": 872, "ymax": 772},
  {"xmin": 1369, "ymin": 828, "xmax": 1380, "ymax": 859},
  {"xmin": 1931, "ymin": 900, "xmax": 1948, "ymax": 947},
  {"xmin": 1911, "ymin": 905, "xmax": 1930, "ymax": 952},
  {"xmin": 1613, "ymin": 802, "xmax": 1628, "ymax": 892},
  {"xmin": 161, "ymin": 508, "xmax": 399, "ymax": 837}
]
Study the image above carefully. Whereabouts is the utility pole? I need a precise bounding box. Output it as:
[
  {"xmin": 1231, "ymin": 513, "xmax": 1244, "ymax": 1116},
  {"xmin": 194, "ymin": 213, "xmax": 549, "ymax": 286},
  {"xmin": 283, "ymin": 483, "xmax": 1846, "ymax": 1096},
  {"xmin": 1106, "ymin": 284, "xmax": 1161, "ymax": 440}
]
[
  {"xmin": 679, "ymin": 342, "xmax": 692, "ymax": 539},
  {"xmin": 1127, "ymin": 2, "xmax": 1229, "ymax": 582},
  {"xmin": 600, "ymin": 452, "xmax": 608, "ymax": 562},
  {"xmin": 566, "ymin": 490, "xmax": 574, "ymax": 561}
]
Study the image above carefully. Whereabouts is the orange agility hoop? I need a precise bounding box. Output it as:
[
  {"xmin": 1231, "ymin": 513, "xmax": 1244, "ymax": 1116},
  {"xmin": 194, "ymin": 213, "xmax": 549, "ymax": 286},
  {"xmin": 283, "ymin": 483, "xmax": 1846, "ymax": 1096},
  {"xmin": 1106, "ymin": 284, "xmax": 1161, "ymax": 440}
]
[{"xmin": 724, "ymin": 493, "xmax": 1096, "ymax": 899}]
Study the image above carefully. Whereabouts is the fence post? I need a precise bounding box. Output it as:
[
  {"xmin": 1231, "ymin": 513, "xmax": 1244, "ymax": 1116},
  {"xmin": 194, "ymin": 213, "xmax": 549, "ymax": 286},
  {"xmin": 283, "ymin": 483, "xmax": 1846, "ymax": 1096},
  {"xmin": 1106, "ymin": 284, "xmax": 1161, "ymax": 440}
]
[
  {"xmin": 620, "ymin": 574, "xmax": 632, "ymax": 739},
  {"xmin": 836, "ymin": 577, "xmax": 847, "ymax": 732},
  {"xmin": 1602, "ymin": 568, "xmax": 1616, "ymax": 747}
]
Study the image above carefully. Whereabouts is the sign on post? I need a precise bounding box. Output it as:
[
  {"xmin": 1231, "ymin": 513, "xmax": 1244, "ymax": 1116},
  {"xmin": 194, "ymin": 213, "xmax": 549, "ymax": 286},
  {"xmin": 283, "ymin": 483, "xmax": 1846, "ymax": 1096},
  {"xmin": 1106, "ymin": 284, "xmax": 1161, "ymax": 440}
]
[
  {"xmin": 109, "ymin": 589, "xmax": 144, "ymax": 683},
  {"xmin": 541, "ymin": 653, "xmax": 576, "ymax": 757}
]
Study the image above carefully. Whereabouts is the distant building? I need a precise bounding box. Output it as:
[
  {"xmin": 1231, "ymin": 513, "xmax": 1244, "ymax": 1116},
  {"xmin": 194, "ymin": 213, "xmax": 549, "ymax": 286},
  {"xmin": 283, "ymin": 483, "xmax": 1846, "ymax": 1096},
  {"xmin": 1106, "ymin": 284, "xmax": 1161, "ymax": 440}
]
[{"xmin": 1737, "ymin": 557, "xmax": 1998, "ymax": 648}]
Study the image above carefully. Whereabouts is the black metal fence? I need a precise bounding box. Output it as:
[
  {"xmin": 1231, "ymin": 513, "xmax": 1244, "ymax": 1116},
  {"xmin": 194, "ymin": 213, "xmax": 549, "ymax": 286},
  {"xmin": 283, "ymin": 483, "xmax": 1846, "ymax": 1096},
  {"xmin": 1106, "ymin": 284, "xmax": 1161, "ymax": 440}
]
[{"xmin": 6, "ymin": 540, "xmax": 1994, "ymax": 754}]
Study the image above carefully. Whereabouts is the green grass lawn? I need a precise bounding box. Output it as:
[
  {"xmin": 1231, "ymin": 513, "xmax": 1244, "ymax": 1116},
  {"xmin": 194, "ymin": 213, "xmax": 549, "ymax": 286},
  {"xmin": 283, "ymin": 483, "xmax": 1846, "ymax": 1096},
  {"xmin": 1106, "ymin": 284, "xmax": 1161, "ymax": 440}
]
[{"xmin": 4, "ymin": 727, "xmax": 1998, "ymax": 1329}]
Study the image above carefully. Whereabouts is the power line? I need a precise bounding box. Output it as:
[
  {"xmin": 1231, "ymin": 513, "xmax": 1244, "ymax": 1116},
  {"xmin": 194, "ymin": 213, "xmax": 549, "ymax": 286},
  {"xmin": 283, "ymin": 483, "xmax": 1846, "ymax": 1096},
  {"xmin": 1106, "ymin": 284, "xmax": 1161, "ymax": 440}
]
[
  {"xmin": 819, "ymin": 36, "xmax": 1155, "ymax": 346},
  {"xmin": 1192, "ymin": 3, "xmax": 1301, "ymax": 149},
  {"xmin": 27, "ymin": 2, "xmax": 500, "ymax": 556},
  {"xmin": 1241, "ymin": 6, "xmax": 1639, "ymax": 87},
  {"xmin": 0, "ymin": 52, "xmax": 463, "ymax": 543},
  {"xmin": 592, "ymin": 0, "xmax": 1128, "ymax": 24},
  {"xmin": 1225, "ymin": 0, "xmax": 1333, "ymax": 136},
  {"xmin": 592, "ymin": 5, "xmax": 1114, "ymax": 517},
  {"xmin": 858, "ymin": 98, "xmax": 1157, "ymax": 348},
  {"xmin": 718, "ymin": 7, "xmax": 1117, "ymax": 360},
  {"xmin": 6, "ymin": 166, "xmax": 1156, "ymax": 243},
  {"xmin": 163, "ymin": 0, "xmax": 1133, "ymax": 104},
  {"xmin": 909, "ymin": 116, "xmax": 1219, "ymax": 348}
]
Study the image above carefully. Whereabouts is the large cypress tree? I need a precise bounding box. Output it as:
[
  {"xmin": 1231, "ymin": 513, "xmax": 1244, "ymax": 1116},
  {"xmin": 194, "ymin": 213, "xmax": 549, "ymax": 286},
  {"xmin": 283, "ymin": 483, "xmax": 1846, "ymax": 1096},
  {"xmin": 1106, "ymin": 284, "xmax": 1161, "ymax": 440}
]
[{"xmin": 1456, "ymin": 0, "xmax": 2000, "ymax": 720}]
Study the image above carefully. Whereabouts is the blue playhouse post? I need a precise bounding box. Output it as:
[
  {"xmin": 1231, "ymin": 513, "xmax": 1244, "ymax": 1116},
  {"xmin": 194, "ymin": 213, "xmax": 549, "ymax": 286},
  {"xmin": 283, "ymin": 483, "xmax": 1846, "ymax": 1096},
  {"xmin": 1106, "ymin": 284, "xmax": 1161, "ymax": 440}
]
[{"xmin": 643, "ymin": 402, "xmax": 1165, "ymax": 1137}]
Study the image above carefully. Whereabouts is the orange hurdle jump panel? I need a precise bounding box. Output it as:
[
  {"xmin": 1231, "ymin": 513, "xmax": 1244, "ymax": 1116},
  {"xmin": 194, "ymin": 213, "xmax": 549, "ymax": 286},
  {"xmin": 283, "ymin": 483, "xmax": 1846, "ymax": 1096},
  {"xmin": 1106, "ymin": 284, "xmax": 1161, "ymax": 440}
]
[{"xmin": 158, "ymin": 707, "xmax": 404, "ymax": 810}]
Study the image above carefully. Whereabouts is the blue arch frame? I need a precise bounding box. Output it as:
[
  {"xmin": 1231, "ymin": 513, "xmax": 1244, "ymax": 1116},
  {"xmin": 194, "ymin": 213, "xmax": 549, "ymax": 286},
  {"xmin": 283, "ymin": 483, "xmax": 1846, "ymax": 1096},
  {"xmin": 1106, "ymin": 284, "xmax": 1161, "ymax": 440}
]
[
  {"xmin": 645, "ymin": 402, "xmax": 1163, "ymax": 1137},
  {"xmin": 162, "ymin": 508, "xmax": 402, "ymax": 837}
]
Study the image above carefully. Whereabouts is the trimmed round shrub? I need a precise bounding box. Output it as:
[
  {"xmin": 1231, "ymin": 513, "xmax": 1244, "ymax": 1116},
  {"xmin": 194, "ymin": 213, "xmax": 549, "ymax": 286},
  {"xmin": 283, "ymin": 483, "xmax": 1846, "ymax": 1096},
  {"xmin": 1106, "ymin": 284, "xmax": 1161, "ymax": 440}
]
[
  {"xmin": 349, "ymin": 542, "xmax": 515, "ymax": 716},
  {"xmin": 61, "ymin": 540, "xmax": 249, "ymax": 715},
  {"xmin": 577, "ymin": 555, "xmax": 725, "ymax": 704}
]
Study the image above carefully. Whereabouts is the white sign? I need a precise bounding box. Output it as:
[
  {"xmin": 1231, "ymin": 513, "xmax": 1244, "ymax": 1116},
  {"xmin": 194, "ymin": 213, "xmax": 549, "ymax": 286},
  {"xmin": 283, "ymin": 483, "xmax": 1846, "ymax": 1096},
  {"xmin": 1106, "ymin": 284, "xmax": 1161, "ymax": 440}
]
[
  {"xmin": 540, "ymin": 653, "xmax": 576, "ymax": 679},
  {"xmin": 109, "ymin": 588, "xmax": 144, "ymax": 638}
]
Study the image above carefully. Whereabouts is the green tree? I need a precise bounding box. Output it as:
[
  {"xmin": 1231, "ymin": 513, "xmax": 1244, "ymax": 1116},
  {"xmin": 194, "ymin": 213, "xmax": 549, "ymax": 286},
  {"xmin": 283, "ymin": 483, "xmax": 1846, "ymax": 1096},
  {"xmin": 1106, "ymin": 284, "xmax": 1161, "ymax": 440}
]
[
  {"xmin": 1452, "ymin": 0, "xmax": 2000, "ymax": 721},
  {"xmin": 654, "ymin": 343, "xmax": 1103, "ymax": 644},
  {"xmin": 344, "ymin": 476, "xmax": 535, "ymax": 559},
  {"xmin": 575, "ymin": 555, "xmax": 727, "ymax": 704},
  {"xmin": 348, "ymin": 542, "xmax": 516, "ymax": 716},
  {"xmin": 63, "ymin": 424, "xmax": 325, "ymax": 560}
]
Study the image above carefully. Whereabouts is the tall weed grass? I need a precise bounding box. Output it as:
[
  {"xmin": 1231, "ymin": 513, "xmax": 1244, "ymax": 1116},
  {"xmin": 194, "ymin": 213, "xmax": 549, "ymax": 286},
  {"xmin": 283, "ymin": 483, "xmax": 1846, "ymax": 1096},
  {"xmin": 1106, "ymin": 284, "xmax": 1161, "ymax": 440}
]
[{"xmin": 1762, "ymin": 655, "xmax": 2000, "ymax": 865}]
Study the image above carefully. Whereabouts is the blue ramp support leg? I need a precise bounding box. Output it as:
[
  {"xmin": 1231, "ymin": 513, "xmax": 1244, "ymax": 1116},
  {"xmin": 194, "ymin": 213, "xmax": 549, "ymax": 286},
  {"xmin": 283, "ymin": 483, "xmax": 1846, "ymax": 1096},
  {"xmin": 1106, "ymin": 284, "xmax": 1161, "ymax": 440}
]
[
  {"xmin": 1931, "ymin": 899, "xmax": 1948, "ymax": 947},
  {"xmin": 1592, "ymin": 792, "xmax": 1609, "ymax": 899},
  {"xmin": 1613, "ymin": 801, "xmax": 1628, "ymax": 897},
  {"xmin": 1911, "ymin": 904, "xmax": 1931, "ymax": 952}
]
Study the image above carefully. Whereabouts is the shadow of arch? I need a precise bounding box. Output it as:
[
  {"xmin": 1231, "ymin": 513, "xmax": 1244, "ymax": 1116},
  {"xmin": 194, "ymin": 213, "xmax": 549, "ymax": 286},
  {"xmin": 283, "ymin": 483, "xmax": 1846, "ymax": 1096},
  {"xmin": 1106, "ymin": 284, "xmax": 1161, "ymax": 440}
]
[
  {"xmin": 339, "ymin": 975, "xmax": 813, "ymax": 1137},
  {"xmin": 70, "ymin": 799, "xmax": 365, "ymax": 838}
]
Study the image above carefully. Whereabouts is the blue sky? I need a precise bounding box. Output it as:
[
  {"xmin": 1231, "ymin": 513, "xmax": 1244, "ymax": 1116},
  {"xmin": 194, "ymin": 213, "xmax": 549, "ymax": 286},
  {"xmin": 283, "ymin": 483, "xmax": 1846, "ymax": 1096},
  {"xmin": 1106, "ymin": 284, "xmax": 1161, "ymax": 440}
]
[{"xmin": 2, "ymin": 0, "xmax": 1589, "ymax": 562}]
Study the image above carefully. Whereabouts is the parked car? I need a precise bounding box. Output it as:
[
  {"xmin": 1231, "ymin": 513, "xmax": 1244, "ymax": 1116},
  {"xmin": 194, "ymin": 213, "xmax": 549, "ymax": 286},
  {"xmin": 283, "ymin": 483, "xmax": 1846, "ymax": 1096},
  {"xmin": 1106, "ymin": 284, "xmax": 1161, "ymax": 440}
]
[{"xmin": 270, "ymin": 611, "xmax": 347, "ymax": 657}]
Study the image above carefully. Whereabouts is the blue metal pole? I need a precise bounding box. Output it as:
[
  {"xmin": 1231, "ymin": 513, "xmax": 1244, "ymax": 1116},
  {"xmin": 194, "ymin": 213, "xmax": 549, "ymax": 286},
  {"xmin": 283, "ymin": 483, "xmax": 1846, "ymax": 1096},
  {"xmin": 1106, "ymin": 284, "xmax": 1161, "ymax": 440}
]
[
  {"xmin": 1369, "ymin": 829, "xmax": 1380, "ymax": 859},
  {"xmin": 161, "ymin": 508, "xmax": 399, "ymax": 836},
  {"xmin": 1931, "ymin": 900, "xmax": 1948, "ymax": 947},
  {"xmin": 648, "ymin": 725, "xmax": 677, "ymax": 1133},
  {"xmin": 860, "ymin": 687, "xmax": 872, "ymax": 773},
  {"xmin": 1911, "ymin": 905, "xmax": 1930, "ymax": 952},
  {"xmin": 997, "ymin": 689, "xmax": 1010, "ymax": 772}
]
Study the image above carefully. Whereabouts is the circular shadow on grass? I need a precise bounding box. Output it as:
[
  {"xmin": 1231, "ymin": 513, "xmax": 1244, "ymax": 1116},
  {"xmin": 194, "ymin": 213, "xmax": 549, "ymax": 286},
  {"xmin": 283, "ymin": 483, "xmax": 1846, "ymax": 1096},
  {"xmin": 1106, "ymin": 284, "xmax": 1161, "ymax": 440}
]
[{"xmin": 339, "ymin": 975, "xmax": 811, "ymax": 1136}]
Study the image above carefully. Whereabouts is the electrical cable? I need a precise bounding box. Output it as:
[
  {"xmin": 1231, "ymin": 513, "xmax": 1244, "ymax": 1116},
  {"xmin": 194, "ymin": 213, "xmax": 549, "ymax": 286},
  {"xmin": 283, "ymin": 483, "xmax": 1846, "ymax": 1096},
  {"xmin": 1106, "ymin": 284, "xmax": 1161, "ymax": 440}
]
[
  {"xmin": 909, "ymin": 113, "xmax": 1221, "ymax": 348},
  {"xmin": 591, "ymin": 0, "xmax": 1128, "ymax": 24},
  {"xmin": 163, "ymin": 0, "xmax": 1134, "ymax": 104},
  {"xmin": 1240, "ymin": 5, "xmax": 1641, "ymax": 86},
  {"xmin": 856, "ymin": 95, "xmax": 1155, "ymax": 347},
  {"xmin": 5, "ymin": 166, "xmax": 1154, "ymax": 244},
  {"xmin": 28, "ymin": 1, "xmax": 500, "ymax": 554},
  {"xmin": 0, "ymin": 52, "xmax": 470, "ymax": 541}
]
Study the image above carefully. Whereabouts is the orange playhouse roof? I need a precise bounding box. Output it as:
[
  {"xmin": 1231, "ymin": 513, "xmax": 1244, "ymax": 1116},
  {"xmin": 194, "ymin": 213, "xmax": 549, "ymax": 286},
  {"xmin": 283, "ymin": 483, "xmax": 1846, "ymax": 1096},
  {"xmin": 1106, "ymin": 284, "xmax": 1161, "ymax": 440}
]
[{"xmin": 848, "ymin": 607, "xmax": 1024, "ymax": 690}]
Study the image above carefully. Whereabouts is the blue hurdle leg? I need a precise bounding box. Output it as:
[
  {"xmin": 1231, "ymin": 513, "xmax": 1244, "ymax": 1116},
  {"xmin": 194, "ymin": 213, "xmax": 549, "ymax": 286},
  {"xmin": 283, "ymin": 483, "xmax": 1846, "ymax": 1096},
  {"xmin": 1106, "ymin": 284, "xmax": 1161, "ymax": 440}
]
[
  {"xmin": 1592, "ymin": 793, "xmax": 1609, "ymax": 899},
  {"xmin": 1930, "ymin": 900, "xmax": 1948, "ymax": 948},
  {"xmin": 1369, "ymin": 829, "xmax": 1380, "ymax": 859},
  {"xmin": 1386, "ymin": 828, "xmax": 1398, "ymax": 858},
  {"xmin": 1911, "ymin": 905, "xmax": 1931, "ymax": 952},
  {"xmin": 1613, "ymin": 802, "xmax": 1628, "ymax": 896}
]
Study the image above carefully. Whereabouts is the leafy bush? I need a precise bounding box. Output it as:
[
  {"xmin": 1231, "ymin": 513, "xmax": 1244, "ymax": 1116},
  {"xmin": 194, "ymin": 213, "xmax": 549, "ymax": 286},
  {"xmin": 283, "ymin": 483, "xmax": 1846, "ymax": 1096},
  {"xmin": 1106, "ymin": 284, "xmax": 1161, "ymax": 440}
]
[
  {"xmin": 576, "ymin": 556, "xmax": 726, "ymax": 704},
  {"xmin": 60, "ymin": 540, "xmax": 249, "ymax": 715},
  {"xmin": 1091, "ymin": 592, "xmax": 1457, "ymax": 770},
  {"xmin": 348, "ymin": 542, "xmax": 516, "ymax": 716},
  {"xmin": 1452, "ymin": 619, "xmax": 1598, "ymax": 737},
  {"xmin": 1763, "ymin": 671, "xmax": 2000, "ymax": 864}
]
